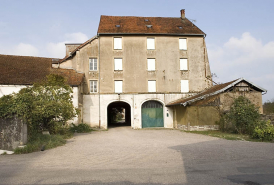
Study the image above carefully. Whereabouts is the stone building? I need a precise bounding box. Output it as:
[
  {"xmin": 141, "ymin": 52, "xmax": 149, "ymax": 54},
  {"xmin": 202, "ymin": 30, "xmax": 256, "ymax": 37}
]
[{"xmin": 53, "ymin": 9, "xmax": 213, "ymax": 129}]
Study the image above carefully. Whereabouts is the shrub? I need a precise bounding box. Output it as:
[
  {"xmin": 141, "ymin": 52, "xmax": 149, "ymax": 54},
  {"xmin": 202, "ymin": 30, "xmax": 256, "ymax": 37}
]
[
  {"xmin": 70, "ymin": 123, "xmax": 93, "ymax": 133},
  {"xmin": 252, "ymin": 120, "xmax": 274, "ymax": 141},
  {"xmin": 224, "ymin": 96, "xmax": 261, "ymax": 135}
]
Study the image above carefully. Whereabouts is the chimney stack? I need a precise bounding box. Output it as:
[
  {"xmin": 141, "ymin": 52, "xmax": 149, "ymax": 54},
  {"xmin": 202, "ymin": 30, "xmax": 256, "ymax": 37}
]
[{"xmin": 180, "ymin": 9, "xmax": 185, "ymax": 19}]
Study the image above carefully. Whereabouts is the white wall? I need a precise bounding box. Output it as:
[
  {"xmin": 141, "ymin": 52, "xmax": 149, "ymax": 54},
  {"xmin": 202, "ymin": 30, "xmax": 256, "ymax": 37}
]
[
  {"xmin": 0, "ymin": 85, "xmax": 27, "ymax": 98},
  {"xmin": 83, "ymin": 93, "xmax": 187, "ymax": 129}
]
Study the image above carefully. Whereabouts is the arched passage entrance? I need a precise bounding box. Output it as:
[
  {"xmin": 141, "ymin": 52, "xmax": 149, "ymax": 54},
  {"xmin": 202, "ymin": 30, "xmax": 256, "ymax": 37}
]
[
  {"xmin": 142, "ymin": 100, "xmax": 164, "ymax": 128},
  {"xmin": 107, "ymin": 101, "xmax": 131, "ymax": 127}
]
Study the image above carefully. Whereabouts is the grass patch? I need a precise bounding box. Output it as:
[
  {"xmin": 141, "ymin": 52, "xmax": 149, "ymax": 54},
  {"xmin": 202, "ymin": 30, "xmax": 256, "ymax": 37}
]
[
  {"xmin": 185, "ymin": 130, "xmax": 265, "ymax": 142},
  {"xmin": 14, "ymin": 133, "xmax": 71, "ymax": 154}
]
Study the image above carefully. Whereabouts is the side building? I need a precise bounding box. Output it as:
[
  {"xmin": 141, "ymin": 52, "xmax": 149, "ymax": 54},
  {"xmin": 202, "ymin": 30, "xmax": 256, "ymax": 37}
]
[{"xmin": 54, "ymin": 9, "xmax": 213, "ymax": 129}]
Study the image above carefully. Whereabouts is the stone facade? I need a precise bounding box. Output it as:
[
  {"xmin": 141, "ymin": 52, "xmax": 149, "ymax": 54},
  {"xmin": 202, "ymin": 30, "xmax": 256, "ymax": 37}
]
[{"xmin": 0, "ymin": 117, "xmax": 27, "ymax": 150}]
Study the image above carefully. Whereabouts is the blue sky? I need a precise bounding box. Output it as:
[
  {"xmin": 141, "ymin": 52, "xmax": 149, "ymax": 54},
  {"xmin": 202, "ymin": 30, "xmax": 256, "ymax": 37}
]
[{"xmin": 0, "ymin": 0, "xmax": 273, "ymax": 102}]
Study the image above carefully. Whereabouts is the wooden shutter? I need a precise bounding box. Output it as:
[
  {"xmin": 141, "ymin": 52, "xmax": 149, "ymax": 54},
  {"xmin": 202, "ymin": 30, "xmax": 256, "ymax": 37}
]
[
  {"xmin": 147, "ymin": 38, "xmax": 155, "ymax": 50},
  {"xmin": 179, "ymin": 38, "xmax": 187, "ymax": 50},
  {"xmin": 147, "ymin": 59, "xmax": 155, "ymax": 71},
  {"xmin": 181, "ymin": 80, "xmax": 189, "ymax": 92},
  {"xmin": 180, "ymin": 59, "xmax": 188, "ymax": 70},
  {"xmin": 114, "ymin": 58, "xmax": 123, "ymax": 70},
  {"xmin": 114, "ymin": 38, "xmax": 122, "ymax": 50},
  {"xmin": 148, "ymin": 80, "xmax": 156, "ymax": 92},
  {"xmin": 115, "ymin": 81, "xmax": 123, "ymax": 93}
]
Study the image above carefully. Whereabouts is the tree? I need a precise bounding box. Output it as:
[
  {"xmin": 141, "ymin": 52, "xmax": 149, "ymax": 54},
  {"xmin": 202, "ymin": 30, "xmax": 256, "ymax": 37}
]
[
  {"xmin": 226, "ymin": 96, "xmax": 260, "ymax": 134},
  {"xmin": 263, "ymin": 99, "xmax": 274, "ymax": 114},
  {"xmin": 0, "ymin": 74, "xmax": 79, "ymax": 135}
]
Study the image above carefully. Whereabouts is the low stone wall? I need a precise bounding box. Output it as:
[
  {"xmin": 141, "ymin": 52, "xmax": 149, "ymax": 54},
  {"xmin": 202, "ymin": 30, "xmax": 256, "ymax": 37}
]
[
  {"xmin": 177, "ymin": 123, "xmax": 219, "ymax": 131},
  {"xmin": 0, "ymin": 117, "xmax": 27, "ymax": 150},
  {"xmin": 261, "ymin": 114, "xmax": 274, "ymax": 125}
]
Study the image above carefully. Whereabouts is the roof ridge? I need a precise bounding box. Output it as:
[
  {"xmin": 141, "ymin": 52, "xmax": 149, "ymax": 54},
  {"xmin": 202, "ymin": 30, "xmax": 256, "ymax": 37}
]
[
  {"xmin": 100, "ymin": 15, "xmax": 182, "ymax": 19},
  {"xmin": 0, "ymin": 54, "xmax": 60, "ymax": 60}
]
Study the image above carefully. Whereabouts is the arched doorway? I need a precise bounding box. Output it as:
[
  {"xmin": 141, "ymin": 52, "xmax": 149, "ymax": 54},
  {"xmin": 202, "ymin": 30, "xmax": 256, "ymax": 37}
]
[
  {"xmin": 142, "ymin": 100, "xmax": 164, "ymax": 128},
  {"xmin": 107, "ymin": 101, "xmax": 131, "ymax": 127}
]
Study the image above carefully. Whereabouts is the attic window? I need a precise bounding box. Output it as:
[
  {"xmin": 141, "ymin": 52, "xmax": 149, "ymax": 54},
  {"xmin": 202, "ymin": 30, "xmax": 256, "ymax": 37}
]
[
  {"xmin": 115, "ymin": 25, "xmax": 121, "ymax": 27},
  {"xmin": 146, "ymin": 25, "xmax": 152, "ymax": 28},
  {"xmin": 178, "ymin": 26, "xmax": 183, "ymax": 29},
  {"xmin": 145, "ymin": 19, "xmax": 149, "ymax": 22}
]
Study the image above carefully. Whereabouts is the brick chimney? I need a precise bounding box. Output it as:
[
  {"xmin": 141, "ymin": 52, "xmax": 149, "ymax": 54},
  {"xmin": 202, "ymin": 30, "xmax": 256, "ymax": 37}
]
[{"xmin": 180, "ymin": 9, "xmax": 185, "ymax": 19}]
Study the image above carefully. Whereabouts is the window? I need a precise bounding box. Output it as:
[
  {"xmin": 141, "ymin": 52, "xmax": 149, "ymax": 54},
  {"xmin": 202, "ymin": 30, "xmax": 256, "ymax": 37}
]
[
  {"xmin": 181, "ymin": 80, "xmax": 189, "ymax": 93},
  {"xmin": 179, "ymin": 38, "xmax": 187, "ymax": 50},
  {"xmin": 147, "ymin": 38, "xmax": 155, "ymax": 50},
  {"xmin": 115, "ymin": 81, "xmax": 123, "ymax": 93},
  {"xmin": 147, "ymin": 58, "xmax": 155, "ymax": 71},
  {"xmin": 114, "ymin": 37, "xmax": 122, "ymax": 50},
  {"xmin": 180, "ymin": 59, "xmax": 188, "ymax": 70},
  {"xmin": 114, "ymin": 58, "xmax": 123, "ymax": 70},
  {"xmin": 148, "ymin": 80, "xmax": 156, "ymax": 92},
  {"xmin": 90, "ymin": 80, "xmax": 98, "ymax": 93},
  {"xmin": 89, "ymin": 58, "xmax": 97, "ymax": 71}
]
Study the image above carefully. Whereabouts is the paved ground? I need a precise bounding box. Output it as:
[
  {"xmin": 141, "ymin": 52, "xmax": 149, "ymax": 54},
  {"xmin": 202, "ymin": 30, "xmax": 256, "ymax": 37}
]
[{"xmin": 0, "ymin": 127, "xmax": 274, "ymax": 185}]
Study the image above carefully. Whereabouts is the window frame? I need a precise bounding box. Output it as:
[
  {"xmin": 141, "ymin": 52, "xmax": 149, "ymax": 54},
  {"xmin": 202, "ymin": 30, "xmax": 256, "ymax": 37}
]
[
  {"xmin": 147, "ymin": 37, "xmax": 155, "ymax": 50},
  {"xmin": 90, "ymin": 80, "xmax": 98, "ymax": 93},
  {"xmin": 89, "ymin": 58, "xmax": 98, "ymax": 71},
  {"xmin": 148, "ymin": 80, "xmax": 156, "ymax": 92},
  {"xmin": 179, "ymin": 38, "xmax": 187, "ymax": 50},
  {"xmin": 113, "ymin": 37, "xmax": 122, "ymax": 50}
]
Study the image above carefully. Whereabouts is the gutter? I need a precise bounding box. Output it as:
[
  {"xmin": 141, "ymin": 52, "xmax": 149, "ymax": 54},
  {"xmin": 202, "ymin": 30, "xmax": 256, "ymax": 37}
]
[{"xmin": 98, "ymin": 34, "xmax": 101, "ymax": 128}]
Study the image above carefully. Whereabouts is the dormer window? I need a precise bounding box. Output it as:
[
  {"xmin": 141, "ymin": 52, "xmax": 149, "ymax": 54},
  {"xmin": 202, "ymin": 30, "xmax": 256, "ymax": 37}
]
[
  {"xmin": 145, "ymin": 19, "xmax": 149, "ymax": 22},
  {"xmin": 178, "ymin": 26, "xmax": 183, "ymax": 29},
  {"xmin": 146, "ymin": 25, "xmax": 152, "ymax": 28},
  {"xmin": 115, "ymin": 25, "xmax": 121, "ymax": 27}
]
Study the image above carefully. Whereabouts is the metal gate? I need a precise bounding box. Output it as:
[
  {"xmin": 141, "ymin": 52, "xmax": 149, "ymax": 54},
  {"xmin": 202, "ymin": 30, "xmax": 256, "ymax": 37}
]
[{"xmin": 141, "ymin": 101, "xmax": 164, "ymax": 128}]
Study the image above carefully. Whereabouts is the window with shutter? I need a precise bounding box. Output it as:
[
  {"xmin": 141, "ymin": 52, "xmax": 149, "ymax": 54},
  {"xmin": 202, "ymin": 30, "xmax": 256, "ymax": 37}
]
[
  {"xmin": 179, "ymin": 38, "xmax": 187, "ymax": 50},
  {"xmin": 114, "ymin": 58, "xmax": 123, "ymax": 70},
  {"xmin": 147, "ymin": 38, "xmax": 155, "ymax": 50},
  {"xmin": 115, "ymin": 81, "xmax": 123, "ymax": 93},
  {"xmin": 114, "ymin": 37, "xmax": 122, "ymax": 50},
  {"xmin": 181, "ymin": 80, "xmax": 189, "ymax": 92},
  {"xmin": 147, "ymin": 58, "xmax": 155, "ymax": 71},
  {"xmin": 180, "ymin": 59, "xmax": 188, "ymax": 70},
  {"xmin": 148, "ymin": 80, "xmax": 156, "ymax": 92}
]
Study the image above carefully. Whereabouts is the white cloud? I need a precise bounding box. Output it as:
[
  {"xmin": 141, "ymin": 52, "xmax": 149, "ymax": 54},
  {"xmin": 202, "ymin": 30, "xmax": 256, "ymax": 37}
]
[
  {"xmin": 0, "ymin": 43, "xmax": 39, "ymax": 56},
  {"xmin": 46, "ymin": 32, "xmax": 89, "ymax": 58},
  {"xmin": 208, "ymin": 32, "xmax": 274, "ymax": 102}
]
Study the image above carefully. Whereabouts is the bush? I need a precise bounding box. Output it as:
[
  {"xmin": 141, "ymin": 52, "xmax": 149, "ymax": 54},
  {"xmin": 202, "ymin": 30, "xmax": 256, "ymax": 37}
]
[
  {"xmin": 252, "ymin": 120, "xmax": 274, "ymax": 141},
  {"xmin": 70, "ymin": 123, "xmax": 93, "ymax": 133},
  {"xmin": 223, "ymin": 96, "xmax": 261, "ymax": 135}
]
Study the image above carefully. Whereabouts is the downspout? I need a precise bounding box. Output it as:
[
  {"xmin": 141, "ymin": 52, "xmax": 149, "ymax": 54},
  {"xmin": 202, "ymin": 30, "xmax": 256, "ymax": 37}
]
[{"xmin": 98, "ymin": 35, "xmax": 101, "ymax": 128}]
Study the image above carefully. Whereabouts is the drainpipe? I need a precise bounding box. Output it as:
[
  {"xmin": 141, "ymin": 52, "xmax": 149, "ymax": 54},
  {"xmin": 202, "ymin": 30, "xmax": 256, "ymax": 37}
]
[{"xmin": 98, "ymin": 35, "xmax": 101, "ymax": 128}]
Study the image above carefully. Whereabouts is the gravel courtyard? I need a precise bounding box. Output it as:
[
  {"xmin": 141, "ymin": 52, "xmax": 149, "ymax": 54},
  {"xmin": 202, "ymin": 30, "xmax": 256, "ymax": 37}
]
[{"xmin": 0, "ymin": 126, "xmax": 274, "ymax": 185}]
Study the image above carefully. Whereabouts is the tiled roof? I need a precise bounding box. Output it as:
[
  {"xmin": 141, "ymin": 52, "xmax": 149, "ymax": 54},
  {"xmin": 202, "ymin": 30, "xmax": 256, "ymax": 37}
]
[
  {"xmin": 166, "ymin": 78, "xmax": 267, "ymax": 107},
  {"xmin": 98, "ymin": 15, "xmax": 205, "ymax": 35},
  {"xmin": 0, "ymin": 54, "xmax": 84, "ymax": 86}
]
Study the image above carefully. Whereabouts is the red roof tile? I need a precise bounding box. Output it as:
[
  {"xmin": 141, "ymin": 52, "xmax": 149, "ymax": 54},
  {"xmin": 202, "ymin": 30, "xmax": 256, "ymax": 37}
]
[
  {"xmin": 0, "ymin": 54, "xmax": 83, "ymax": 86},
  {"xmin": 98, "ymin": 16, "xmax": 205, "ymax": 35}
]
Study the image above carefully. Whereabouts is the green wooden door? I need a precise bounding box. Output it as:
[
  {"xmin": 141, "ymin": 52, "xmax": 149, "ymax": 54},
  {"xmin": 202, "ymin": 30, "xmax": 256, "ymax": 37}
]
[{"xmin": 142, "ymin": 101, "xmax": 164, "ymax": 128}]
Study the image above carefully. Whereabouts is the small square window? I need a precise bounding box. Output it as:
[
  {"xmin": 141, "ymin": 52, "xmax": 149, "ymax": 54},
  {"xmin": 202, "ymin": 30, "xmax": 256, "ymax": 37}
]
[
  {"xmin": 179, "ymin": 38, "xmax": 187, "ymax": 50},
  {"xmin": 90, "ymin": 80, "xmax": 98, "ymax": 93},
  {"xmin": 89, "ymin": 58, "xmax": 97, "ymax": 71},
  {"xmin": 114, "ymin": 58, "xmax": 123, "ymax": 70},
  {"xmin": 147, "ymin": 58, "xmax": 155, "ymax": 71},
  {"xmin": 180, "ymin": 59, "xmax": 188, "ymax": 70},
  {"xmin": 147, "ymin": 38, "xmax": 155, "ymax": 50},
  {"xmin": 148, "ymin": 80, "xmax": 156, "ymax": 92},
  {"xmin": 115, "ymin": 81, "xmax": 123, "ymax": 93},
  {"xmin": 181, "ymin": 80, "xmax": 189, "ymax": 93},
  {"xmin": 114, "ymin": 37, "xmax": 122, "ymax": 50}
]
